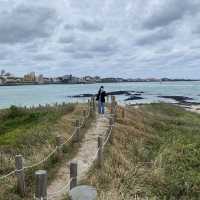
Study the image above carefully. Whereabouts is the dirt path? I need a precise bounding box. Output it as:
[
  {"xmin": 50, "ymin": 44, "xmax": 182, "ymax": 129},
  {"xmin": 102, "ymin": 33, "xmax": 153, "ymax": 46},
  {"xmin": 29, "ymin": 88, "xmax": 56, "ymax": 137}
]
[{"xmin": 47, "ymin": 112, "xmax": 109, "ymax": 200}]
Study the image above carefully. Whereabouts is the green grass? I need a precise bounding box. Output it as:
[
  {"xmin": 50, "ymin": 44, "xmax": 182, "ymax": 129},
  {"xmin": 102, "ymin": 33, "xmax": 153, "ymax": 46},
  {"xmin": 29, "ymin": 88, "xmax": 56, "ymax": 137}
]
[
  {"xmin": 85, "ymin": 103, "xmax": 200, "ymax": 200},
  {"xmin": 0, "ymin": 103, "xmax": 93, "ymax": 200},
  {"xmin": 0, "ymin": 105, "xmax": 74, "ymax": 148}
]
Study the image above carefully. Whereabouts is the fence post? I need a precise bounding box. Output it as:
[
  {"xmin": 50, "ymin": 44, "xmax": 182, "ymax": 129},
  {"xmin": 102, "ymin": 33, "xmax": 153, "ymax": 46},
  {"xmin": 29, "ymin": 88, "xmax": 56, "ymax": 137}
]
[
  {"xmin": 70, "ymin": 161, "xmax": 78, "ymax": 190},
  {"xmin": 73, "ymin": 120, "xmax": 80, "ymax": 143},
  {"xmin": 106, "ymin": 95, "xmax": 109, "ymax": 103},
  {"xmin": 15, "ymin": 155, "xmax": 26, "ymax": 197},
  {"xmin": 83, "ymin": 110, "xmax": 87, "ymax": 118},
  {"xmin": 92, "ymin": 97, "xmax": 96, "ymax": 112},
  {"xmin": 97, "ymin": 137, "xmax": 103, "ymax": 168},
  {"xmin": 90, "ymin": 98, "xmax": 93, "ymax": 116},
  {"xmin": 88, "ymin": 99, "xmax": 90, "ymax": 110},
  {"xmin": 82, "ymin": 110, "xmax": 86, "ymax": 127},
  {"xmin": 122, "ymin": 107, "xmax": 125, "ymax": 119},
  {"xmin": 35, "ymin": 170, "xmax": 47, "ymax": 200},
  {"xmin": 56, "ymin": 135, "xmax": 63, "ymax": 160},
  {"xmin": 109, "ymin": 117, "xmax": 114, "ymax": 127}
]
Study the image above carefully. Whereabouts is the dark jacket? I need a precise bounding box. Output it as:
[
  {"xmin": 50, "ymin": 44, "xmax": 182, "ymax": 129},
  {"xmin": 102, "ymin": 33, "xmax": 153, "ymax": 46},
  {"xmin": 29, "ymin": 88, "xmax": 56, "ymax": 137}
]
[{"xmin": 96, "ymin": 90, "xmax": 107, "ymax": 103}]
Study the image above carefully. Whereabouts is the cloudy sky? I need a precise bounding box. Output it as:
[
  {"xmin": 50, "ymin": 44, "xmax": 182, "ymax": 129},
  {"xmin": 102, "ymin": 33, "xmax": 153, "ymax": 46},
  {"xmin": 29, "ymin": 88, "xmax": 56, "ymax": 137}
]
[{"xmin": 0, "ymin": 0, "xmax": 200, "ymax": 78}]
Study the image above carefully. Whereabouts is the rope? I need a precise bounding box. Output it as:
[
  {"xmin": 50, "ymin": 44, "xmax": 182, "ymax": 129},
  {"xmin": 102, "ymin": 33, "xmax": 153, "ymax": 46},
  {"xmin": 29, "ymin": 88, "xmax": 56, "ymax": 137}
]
[
  {"xmin": 33, "ymin": 107, "xmax": 113, "ymax": 199},
  {"xmin": 23, "ymin": 147, "xmax": 58, "ymax": 171},
  {"xmin": 0, "ymin": 170, "xmax": 15, "ymax": 181},
  {"xmin": 103, "ymin": 126, "xmax": 113, "ymax": 147},
  {"xmin": 47, "ymin": 178, "xmax": 73, "ymax": 199},
  {"xmin": 0, "ymin": 108, "xmax": 92, "ymax": 180}
]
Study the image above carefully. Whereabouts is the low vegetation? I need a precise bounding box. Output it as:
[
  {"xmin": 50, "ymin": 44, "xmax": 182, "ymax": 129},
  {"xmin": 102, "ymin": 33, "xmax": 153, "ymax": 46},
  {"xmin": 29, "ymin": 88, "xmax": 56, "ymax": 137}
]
[
  {"xmin": 0, "ymin": 103, "xmax": 92, "ymax": 200},
  {"xmin": 85, "ymin": 103, "xmax": 200, "ymax": 200}
]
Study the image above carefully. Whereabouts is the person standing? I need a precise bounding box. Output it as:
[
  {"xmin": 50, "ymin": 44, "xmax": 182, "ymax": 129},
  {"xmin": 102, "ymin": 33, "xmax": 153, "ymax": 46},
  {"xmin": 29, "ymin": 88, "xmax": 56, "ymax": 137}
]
[{"xmin": 96, "ymin": 86, "xmax": 107, "ymax": 114}]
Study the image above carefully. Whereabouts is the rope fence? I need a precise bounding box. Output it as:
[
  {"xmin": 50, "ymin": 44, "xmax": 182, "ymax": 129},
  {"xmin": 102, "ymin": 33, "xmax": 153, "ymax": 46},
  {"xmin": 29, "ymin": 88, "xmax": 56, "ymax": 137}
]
[
  {"xmin": 0, "ymin": 99, "xmax": 94, "ymax": 184},
  {"xmin": 1, "ymin": 95, "xmax": 123, "ymax": 199}
]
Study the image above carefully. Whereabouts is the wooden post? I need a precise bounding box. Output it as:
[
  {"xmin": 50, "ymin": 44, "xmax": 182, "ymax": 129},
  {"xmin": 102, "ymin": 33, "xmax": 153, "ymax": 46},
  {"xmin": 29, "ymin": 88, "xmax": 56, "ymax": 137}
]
[
  {"xmin": 106, "ymin": 95, "xmax": 109, "ymax": 103},
  {"xmin": 97, "ymin": 137, "xmax": 103, "ymax": 168},
  {"xmin": 88, "ymin": 99, "xmax": 90, "ymax": 109},
  {"xmin": 90, "ymin": 98, "xmax": 93, "ymax": 116},
  {"xmin": 70, "ymin": 161, "xmax": 78, "ymax": 190},
  {"xmin": 122, "ymin": 107, "xmax": 125, "ymax": 119},
  {"xmin": 56, "ymin": 135, "xmax": 63, "ymax": 160},
  {"xmin": 82, "ymin": 110, "xmax": 86, "ymax": 127},
  {"xmin": 15, "ymin": 155, "xmax": 26, "ymax": 197},
  {"xmin": 92, "ymin": 97, "xmax": 96, "ymax": 112},
  {"xmin": 109, "ymin": 117, "xmax": 114, "ymax": 126},
  {"xmin": 73, "ymin": 120, "xmax": 80, "ymax": 143},
  {"xmin": 111, "ymin": 96, "xmax": 115, "ymax": 114},
  {"xmin": 83, "ymin": 110, "xmax": 87, "ymax": 118},
  {"xmin": 35, "ymin": 170, "xmax": 47, "ymax": 200}
]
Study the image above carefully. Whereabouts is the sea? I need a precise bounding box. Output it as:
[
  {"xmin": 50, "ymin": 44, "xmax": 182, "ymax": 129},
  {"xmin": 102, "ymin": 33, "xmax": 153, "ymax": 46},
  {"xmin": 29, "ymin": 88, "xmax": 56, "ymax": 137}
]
[{"xmin": 0, "ymin": 81, "xmax": 200, "ymax": 109}]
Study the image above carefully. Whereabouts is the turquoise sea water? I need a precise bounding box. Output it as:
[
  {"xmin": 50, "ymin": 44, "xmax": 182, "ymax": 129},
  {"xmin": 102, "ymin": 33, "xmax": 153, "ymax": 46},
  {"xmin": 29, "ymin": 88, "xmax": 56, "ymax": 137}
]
[{"xmin": 0, "ymin": 81, "xmax": 200, "ymax": 108}]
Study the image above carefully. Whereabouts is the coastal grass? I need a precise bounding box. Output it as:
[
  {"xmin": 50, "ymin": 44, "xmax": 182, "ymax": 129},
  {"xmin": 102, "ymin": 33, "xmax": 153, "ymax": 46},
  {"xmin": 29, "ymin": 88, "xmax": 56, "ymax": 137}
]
[
  {"xmin": 84, "ymin": 103, "xmax": 200, "ymax": 200},
  {"xmin": 0, "ymin": 103, "xmax": 93, "ymax": 200}
]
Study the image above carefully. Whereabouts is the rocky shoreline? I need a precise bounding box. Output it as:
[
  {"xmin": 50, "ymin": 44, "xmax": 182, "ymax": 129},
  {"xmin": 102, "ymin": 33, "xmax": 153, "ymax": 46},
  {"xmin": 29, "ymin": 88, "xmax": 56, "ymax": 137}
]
[
  {"xmin": 68, "ymin": 90, "xmax": 200, "ymax": 106},
  {"xmin": 68, "ymin": 90, "xmax": 200, "ymax": 110}
]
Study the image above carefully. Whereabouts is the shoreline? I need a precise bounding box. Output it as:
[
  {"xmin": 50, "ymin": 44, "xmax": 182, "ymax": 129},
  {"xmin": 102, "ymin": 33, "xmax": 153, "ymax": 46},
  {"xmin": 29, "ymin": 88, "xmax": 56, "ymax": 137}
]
[{"xmin": 0, "ymin": 80, "xmax": 200, "ymax": 87}]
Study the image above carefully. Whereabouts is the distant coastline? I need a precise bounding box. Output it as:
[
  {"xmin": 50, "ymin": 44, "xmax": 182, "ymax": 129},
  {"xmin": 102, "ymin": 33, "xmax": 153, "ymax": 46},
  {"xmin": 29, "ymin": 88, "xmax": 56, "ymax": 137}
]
[{"xmin": 0, "ymin": 79, "xmax": 199, "ymax": 87}]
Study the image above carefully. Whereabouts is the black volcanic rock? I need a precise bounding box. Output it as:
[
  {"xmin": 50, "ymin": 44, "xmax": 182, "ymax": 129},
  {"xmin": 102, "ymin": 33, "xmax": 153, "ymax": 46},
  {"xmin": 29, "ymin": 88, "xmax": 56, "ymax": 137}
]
[
  {"xmin": 69, "ymin": 90, "xmax": 145, "ymax": 98},
  {"xmin": 107, "ymin": 91, "xmax": 132, "ymax": 96},
  {"xmin": 107, "ymin": 90, "xmax": 144, "ymax": 96},
  {"xmin": 124, "ymin": 95, "xmax": 144, "ymax": 101},
  {"xmin": 158, "ymin": 96, "xmax": 193, "ymax": 102},
  {"xmin": 69, "ymin": 94, "xmax": 94, "ymax": 98}
]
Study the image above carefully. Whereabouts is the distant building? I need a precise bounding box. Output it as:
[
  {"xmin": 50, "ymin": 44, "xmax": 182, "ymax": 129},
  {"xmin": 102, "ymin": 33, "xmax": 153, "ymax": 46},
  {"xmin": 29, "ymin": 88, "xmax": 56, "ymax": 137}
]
[
  {"xmin": 0, "ymin": 77, "xmax": 3, "ymax": 84},
  {"xmin": 1, "ymin": 69, "xmax": 5, "ymax": 76},
  {"xmin": 52, "ymin": 77, "xmax": 61, "ymax": 83},
  {"xmin": 24, "ymin": 72, "xmax": 36, "ymax": 82},
  {"xmin": 37, "ymin": 74, "xmax": 44, "ymax": 84}
]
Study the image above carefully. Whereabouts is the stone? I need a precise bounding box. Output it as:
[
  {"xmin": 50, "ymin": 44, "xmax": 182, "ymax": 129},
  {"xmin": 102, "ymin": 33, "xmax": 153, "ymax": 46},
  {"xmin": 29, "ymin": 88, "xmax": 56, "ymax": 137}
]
[{"xmin": 69, "ymin": 185, "xmax": 97, "ymax": 200}]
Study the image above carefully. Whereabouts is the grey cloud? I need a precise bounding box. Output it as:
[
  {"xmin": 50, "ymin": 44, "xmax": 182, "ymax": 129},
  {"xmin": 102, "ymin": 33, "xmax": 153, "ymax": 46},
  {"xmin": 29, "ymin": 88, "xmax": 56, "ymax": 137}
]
[
  {"xmin": 72, "ymin": 52, "xmax": 94, "ymax": 59},
  {"xmin": 64, "ymin": 19, "xmax": 104, "ymax": 32},
  {"xmin": 64, "ymin": 24, "xmax": 75, "ymax": 30},
  {"xmin": 89, "ymin": 37, "xmax": 118, "ymax": 55},
  {"xmin": 192, "ymin": 24, "xmax": 200, "ymax": 34},
  {"xmin": 33, "ymin": 54, "xmax": 54, "ymax": 61},
  {"xmin": 77, "ymin": 19, "xmax": 104, "ymax": 32},
  {"xmin": 0, "ymin": 5, "xmax": 59, "ymax": 44},
  {"xmin": 143, "ymin": 0, "xmax": 200, "ymax": 29},
  {"xmin": 0, "ymin": 0, "xmax": 200, "ymax": 78},
  {"xmin": 59, "ymin": 35, "xmax": 75, "ymax": 44},
  {"xmin": 136, "ymin": 29, "xmax": 173, "ymax": 46}
]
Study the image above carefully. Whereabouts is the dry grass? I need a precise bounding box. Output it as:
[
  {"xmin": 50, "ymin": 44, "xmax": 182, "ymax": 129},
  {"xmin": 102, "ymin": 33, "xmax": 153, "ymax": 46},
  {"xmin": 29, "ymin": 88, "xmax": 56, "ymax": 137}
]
[
  {"xmin": 84, "ymin": 103, "xmax": 200, "ymax": 200},
  {"xmin": 0, "ymin": 103, "xmax": 93, "ymax": 200}
]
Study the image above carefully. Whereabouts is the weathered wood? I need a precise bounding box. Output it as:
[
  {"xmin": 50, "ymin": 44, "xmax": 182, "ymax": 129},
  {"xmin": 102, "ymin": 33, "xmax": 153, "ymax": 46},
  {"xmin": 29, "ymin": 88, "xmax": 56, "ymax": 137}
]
[
  {"xmin": 56, "ymin": 135, "xmax": 63, "ymax": 160},
  {"xmin": 83, "ymin": 110, "xmax": 87, "ymax": 118},
  {"xmin": 111, "ymin": 96, "xmax": 115, "ymax": 114},
  {"xmin": 70, "ymin": 161, "xmax": 78, "ymax": 190},
  {"xmin": 109, "ymin": 117, "xmax": 114, "ymax": 126},
  {"xmin": 35, "ymin": 170, "xmax": 47, "ymax": 200},
  {"xmin": 122, "ymin": 107, "xmax": 125, "ymax": 119},
  {"xmin": 97, "ymin": 137, "xmax": 103, "ymax": 168},
  {"xmin": 92, "ymin": 97, "xmax": 96, "ymax": 112},
  {"xmin": 88, "ymin": 99, "xmax": 90, "ymax": 109},
  {"xmin": 106, "ymin": 95, "xmax": 109, "ymax": 103},
  {"xmin": 76, "ymin": 120, "xmax": 80, "ymax": 141},
  {"xmin": 82, "ymin": 110, "xmax": 87, "ymax": 127},
  {"xmin": 15, "ymin": 155, "xmax": 26, "ymax": 197},
  {"xmin": 69, "ymin": 185, "xmax": 97, "ymax": 200}
]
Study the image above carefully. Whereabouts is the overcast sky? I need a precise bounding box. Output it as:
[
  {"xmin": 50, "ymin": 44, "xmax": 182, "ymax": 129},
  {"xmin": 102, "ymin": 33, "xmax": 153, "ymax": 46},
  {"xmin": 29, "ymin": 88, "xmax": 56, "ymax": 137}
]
[{"xmin": 0, "ymin": 0, "xmax": 200, "ymax": 78}]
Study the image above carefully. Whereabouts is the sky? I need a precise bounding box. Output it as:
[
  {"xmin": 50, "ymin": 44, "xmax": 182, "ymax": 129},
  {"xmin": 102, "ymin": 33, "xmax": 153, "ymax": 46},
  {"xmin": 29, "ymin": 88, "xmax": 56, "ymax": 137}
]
[{"xmin": 0, "ymin": 0, "xmax": 200, "ymax": 78}]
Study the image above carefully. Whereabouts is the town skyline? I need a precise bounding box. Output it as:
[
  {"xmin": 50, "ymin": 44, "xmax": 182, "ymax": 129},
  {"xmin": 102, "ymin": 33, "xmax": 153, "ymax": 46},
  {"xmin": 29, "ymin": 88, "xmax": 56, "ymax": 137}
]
[{"xmin": 0, "ymin": 69, "xmax": 199, "ymax": 86}]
